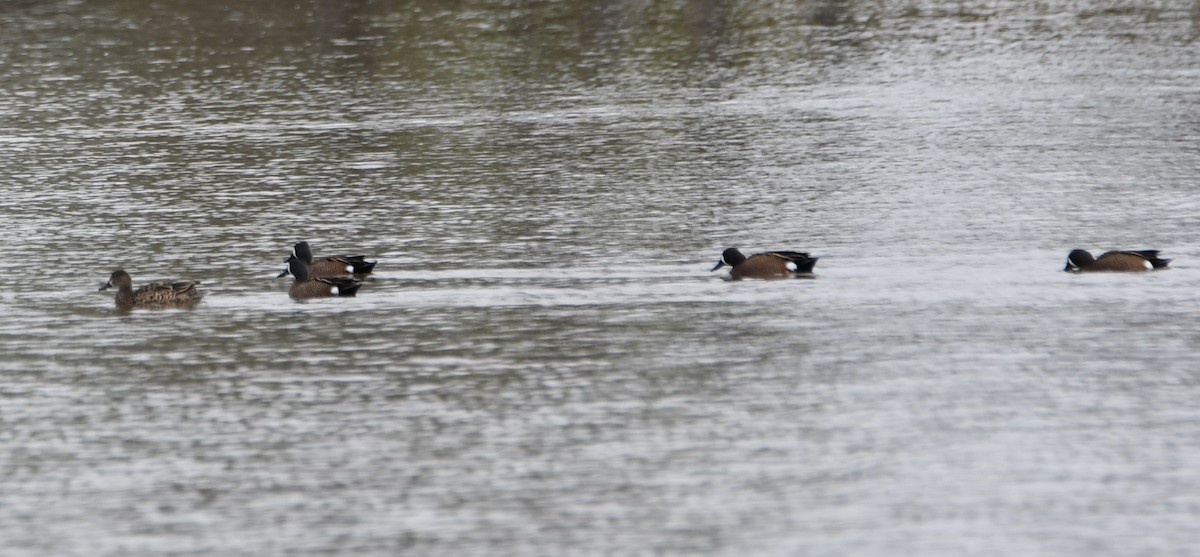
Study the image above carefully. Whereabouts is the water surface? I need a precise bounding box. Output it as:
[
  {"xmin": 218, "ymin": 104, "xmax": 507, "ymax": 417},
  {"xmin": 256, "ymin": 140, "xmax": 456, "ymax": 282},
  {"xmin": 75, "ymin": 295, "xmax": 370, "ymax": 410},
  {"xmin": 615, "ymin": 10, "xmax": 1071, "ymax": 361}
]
[{"xmin": 2, "ymin": 0, "xmax": 1199, "ymax": 555}]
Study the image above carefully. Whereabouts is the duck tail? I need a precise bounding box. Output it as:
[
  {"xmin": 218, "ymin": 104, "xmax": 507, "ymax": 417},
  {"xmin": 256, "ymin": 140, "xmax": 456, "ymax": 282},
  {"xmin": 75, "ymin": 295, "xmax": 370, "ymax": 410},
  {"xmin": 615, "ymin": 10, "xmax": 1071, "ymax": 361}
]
[
  {"xmin": 1132, "ymin": 250, "xmax": 1171, "ymax": 269},
  {"xmin": 330, "ymin": 277, "xmax": 363, "ymax": 297},
  {"xmin": 794, "ymin": 256, "xmax": 818, "ymax": 273}
]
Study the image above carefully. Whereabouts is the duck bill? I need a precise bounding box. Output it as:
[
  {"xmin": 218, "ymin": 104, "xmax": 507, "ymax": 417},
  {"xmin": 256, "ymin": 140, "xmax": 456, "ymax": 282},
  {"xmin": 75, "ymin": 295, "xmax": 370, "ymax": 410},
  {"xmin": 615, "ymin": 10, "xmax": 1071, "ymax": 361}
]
[
  {"xmin": 99, "ymin": 281, "xmax": 112, "ymax": 291},
  {"xmin": 710, "ymin": 261, "xmax": 726, "ymax": 272},
  {"xmin": 276, "ymin": 267, "xmax": 291, "ymax": 278}
]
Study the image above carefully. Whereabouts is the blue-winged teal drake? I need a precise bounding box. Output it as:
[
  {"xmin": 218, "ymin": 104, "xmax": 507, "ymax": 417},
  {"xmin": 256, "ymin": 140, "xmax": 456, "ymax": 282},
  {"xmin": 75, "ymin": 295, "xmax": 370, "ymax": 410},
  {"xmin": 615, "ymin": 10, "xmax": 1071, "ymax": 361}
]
[
  {"xmin": 286, "ymin": 254, "xmax": 362, "ymax": 299},
  {"xmin": 711, "ymin": 248, "xmax": 819, "ymax": 279},
  {"xmin": 276, "ymin": 241, "xmax": 376, "ymax": 278},
  {"xmin": 100, "ymin": 270, "xmax": 204, "ymax": 309},
  {"xmin": 1064, "ymin": 249, "xmax": 1171, "ymax": 273}
]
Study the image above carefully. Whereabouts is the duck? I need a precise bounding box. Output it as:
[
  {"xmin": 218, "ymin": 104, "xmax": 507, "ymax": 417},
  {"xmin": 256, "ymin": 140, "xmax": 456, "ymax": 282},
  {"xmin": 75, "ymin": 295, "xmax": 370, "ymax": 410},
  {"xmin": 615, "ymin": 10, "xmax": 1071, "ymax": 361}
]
[
  {"xmin": 1064, "ymin": 249, "xmax": 1171, "ymax": 272},
  {"xmin": 276, "ymin": 241, "xmax": 376, "ymax": 278},
  {"xmin": 286, "ymin": 253, "xmax": 363, "ymax": 299},
  {"xmin": 100, "ymin": 270, "xmax": 204, "ymax": 309},
  {"xmin": 711, "ymin": 248, "xmax": 818, "ymax": 279}
]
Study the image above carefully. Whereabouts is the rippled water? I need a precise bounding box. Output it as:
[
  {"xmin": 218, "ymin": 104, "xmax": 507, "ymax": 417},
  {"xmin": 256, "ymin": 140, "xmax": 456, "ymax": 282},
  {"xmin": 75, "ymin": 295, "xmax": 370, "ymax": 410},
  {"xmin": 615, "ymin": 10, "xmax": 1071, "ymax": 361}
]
[{"xmin": 2, "ymin": 0, "xmax": 1199, "ymax": 555}]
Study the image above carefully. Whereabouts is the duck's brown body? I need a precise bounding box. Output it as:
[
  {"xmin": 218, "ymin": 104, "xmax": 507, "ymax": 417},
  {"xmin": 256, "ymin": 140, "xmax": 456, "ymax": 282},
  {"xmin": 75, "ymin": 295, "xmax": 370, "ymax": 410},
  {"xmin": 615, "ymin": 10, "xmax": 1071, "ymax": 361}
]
[
  {"xmin": 712, "ymin": 248, "xmax": 818, "ymax": 279},
  {"xmin": 1065, "ymin": 250, "xmax": 1170, "ymax": 273},
  {"xmin": 101, "ymin": 270, "xmax": 204, "ymax": 309},
  {"xmin": 286, "ymin": 254, "xmax": 362, "ymax": 300},
  {"xmin": 277, "ymin": 241, "xmax": 375, "ymax": 278},
  {"xmin": 305, "ymin": 257, "xmax": 373, "ymax": 277}
]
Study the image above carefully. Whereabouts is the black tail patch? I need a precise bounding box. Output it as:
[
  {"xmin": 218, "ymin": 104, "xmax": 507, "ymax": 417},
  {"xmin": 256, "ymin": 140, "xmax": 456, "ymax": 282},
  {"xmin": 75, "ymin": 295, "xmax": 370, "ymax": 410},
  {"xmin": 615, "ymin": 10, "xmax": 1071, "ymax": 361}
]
[
  {"xmin": 793, "ymin": 256, "xmax": 818, "ymax": 273},
  {"xmin": 1130, "ymin": 250, "xmax": 1171, "ymax": 269},
  {"xmin": 328, "ymin": 277, "xmax": 363, "ymax": 297},
  {"xmin": 772, "ymin": 252, "xmax": 817, "ymax": 273}
]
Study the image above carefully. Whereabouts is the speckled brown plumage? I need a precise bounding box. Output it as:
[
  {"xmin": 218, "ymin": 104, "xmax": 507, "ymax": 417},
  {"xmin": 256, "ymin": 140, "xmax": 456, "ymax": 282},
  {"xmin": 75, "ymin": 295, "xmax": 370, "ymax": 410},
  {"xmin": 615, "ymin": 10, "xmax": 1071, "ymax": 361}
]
[
  {"xmin": 712, "ymin": 248, "xmax": 818, "ymax": 279},
  {"xmin": 286, "ymin": 254, "xmax": 362, "ymax": 300},
  {"xmin": 100, "ymin": 270, "xmax": 204, "ymax": 309},
  {"xmin": 1064, "ymin": 249, "xmax": 1171, "ymax": 273},
  {"xmin": 277, "ymin": 241, "xmax": 375, "ymax": 278},
  {"xmin": 305, "ymin": 257, "xmax": 372, "ymax": 277}
]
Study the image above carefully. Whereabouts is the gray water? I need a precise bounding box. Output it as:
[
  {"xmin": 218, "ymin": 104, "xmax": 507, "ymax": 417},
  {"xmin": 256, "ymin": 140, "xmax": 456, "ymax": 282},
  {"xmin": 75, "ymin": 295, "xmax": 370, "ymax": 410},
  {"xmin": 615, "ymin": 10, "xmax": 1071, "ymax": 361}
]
[{"xmin": 2, "ymin": 0, "xmax": 1200, "ymax": 555}]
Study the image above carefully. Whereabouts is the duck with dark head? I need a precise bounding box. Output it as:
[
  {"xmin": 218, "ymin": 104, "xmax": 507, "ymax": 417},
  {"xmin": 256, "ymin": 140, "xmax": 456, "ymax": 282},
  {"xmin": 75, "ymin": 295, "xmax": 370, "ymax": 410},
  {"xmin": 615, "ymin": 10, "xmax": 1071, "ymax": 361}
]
[
  {"xmin": 285, "ymin": 253, "xmax": 363, "ymax": 300},
  {"xmin": 1064, "ymin": 249, "xmax": 1171, "ymax": 273},
  {"xmin": 711, "ymin": 248, "xmax": 818, "ymax": 279},
  {"xmin": 277, "ymin": 241, "xmax": 376, "ymax": 278}
]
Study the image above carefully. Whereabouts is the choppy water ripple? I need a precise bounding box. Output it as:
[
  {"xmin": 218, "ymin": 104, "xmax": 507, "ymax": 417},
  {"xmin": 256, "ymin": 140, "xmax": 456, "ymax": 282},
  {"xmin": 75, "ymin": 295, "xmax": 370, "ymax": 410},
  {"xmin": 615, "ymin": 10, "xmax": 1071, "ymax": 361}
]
[{"xmin": 2, "ymin": 0, "xmax": 1200, "ymax": 556}]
